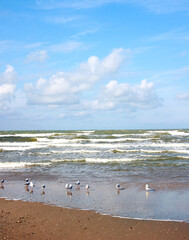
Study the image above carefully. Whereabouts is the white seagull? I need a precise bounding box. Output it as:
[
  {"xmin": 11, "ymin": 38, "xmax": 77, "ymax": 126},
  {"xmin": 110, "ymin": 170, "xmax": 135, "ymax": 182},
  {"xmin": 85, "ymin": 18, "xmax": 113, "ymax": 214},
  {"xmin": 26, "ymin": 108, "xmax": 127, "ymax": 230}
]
[
  {"xmin": 30, "ymin": 182, "xmax": 35, "ymax": 188},
  {"xmin": 85, "ymin": 184, "xmax": 90, "ymax": 189},
  {"xmin": 75, "ymin": 181, "xmax": 80, "ymax": 186},
  {"xmin": 1, "ymin": 179, "xmax": 5, "ymax": 184},
  {"xmin": 65, "ymin": 184, "xmax": 73, "ymax": 190},
  {"xmin": 25, "ymin": 178, "xmax": 30, "ymax": 186},
  {"xmin": 41, "ymin": 184, "xmax": 45, "ymax": 189},
  {"xmin": 116, "ymin": 184, "xmax": 120, "ymax": 189},
  {"xmin": 145, "ymin": 184, "xmax": 155, "ymax": 191}
]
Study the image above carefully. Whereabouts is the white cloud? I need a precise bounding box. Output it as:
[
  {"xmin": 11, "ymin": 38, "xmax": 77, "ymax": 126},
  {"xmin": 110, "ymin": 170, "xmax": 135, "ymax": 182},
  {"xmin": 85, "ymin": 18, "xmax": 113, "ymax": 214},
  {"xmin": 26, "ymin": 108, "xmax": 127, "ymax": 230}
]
[
  {"xmin": 0, "ymin": 41, "xmax": 45, "ymax": 53},
  {"xmin": 24, "ymin": 48, "xmax": 161, "ymax": 113},
  {"xmin": 27, "ymin": 50, "xmax": 48, "ymax": 63},
  {"xmin": 49, "ymin": 41, "xmax": 83, "ymax": 52},
  {"xmin": 59, "ymin": 113, "xmax": 66, "ymax": 119},
  {"xmin": 0, "ymin": 84, "xmax": 15, "ymax": 98},
  {"xmin": 176, "ymin": 93, "xmax": 189, "ymax": 100},
  {"xmin": 0, "ymin": 65, "xmax": 17, "ymax": 109},
  {"xmin": 24, "ymin": 42, "xmax": 44, "ymax": 49},
  {"xmin": 149, "ymin": 28, "xmax": 189, "ymax": 42},
  {"xmin": 180, "ymin": 50, "xmax": 188, "ymax": 56},
  {"xmin": 91, "ymin": 79, "xmax": 161, "ymax": 111},
  {"xmin": 73, "ymin": 111, "xmax": 89, "ymax": 117},
  {"xmin": 71, "ymin": 29, "xmax": 98, "ymax": 39},
  {"xmin": 36, "ymin": 0, "xmax": 189, "ymax": 13},
  {"xmin": 25, "ymin": 48, "xmax": 127, "ymax": 105},
  {"xmin": 135, "ymin": 0, "xmax": 189, "ymax": 14},
  {"xmin": 45, "ymin": 16, "xmax": 79, "ymax": 24}
]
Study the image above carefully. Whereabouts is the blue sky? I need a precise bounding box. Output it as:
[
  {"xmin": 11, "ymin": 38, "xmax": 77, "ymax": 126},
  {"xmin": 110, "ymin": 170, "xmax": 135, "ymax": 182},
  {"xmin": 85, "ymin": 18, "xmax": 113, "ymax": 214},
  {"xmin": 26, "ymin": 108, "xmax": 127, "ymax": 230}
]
[{"xmin": 0, "ymin": 0, "xmax": 189, "ymax": 130}]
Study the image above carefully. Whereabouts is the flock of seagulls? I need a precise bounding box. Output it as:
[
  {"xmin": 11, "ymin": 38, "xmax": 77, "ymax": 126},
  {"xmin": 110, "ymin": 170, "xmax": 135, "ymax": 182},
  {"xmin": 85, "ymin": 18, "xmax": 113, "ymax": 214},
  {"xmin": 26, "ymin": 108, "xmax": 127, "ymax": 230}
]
[
  {"xmin": 25, "ymin": 178, "xmax": 36, "ymax": 188},
  {"xmin": 0, "ymin": 178, "xmax": 155, "ymax": 193},
  {"xmin": 65, "ymin": 181, "xmax": 90, "ymax": 190}
]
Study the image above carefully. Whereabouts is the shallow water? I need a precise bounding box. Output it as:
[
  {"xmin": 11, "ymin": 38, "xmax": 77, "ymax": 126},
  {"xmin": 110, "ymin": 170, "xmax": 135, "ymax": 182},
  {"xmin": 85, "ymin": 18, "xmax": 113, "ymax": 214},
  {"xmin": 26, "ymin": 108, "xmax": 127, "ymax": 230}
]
[
  {"xmin": 1, "ymin": 180, "xmax": 189, "ymax": 222},
  {"xmin": 0, "ymin": 129, "xmax": 189, "ymax": 221}
]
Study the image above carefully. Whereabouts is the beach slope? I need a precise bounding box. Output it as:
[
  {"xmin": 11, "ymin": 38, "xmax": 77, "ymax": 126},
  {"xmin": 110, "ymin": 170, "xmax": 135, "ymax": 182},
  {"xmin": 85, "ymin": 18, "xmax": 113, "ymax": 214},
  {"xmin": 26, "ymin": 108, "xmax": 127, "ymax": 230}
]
[{"xmin": 0, "ymin": 199, "xmax": 188, "ymax": 240}]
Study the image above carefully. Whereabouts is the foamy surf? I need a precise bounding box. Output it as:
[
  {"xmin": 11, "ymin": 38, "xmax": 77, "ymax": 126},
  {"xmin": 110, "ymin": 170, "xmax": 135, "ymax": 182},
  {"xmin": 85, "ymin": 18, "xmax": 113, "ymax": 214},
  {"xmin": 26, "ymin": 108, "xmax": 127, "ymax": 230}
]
[{"xmin": 0, "ymin": 162, "xmax": 51, "ymax": 168}]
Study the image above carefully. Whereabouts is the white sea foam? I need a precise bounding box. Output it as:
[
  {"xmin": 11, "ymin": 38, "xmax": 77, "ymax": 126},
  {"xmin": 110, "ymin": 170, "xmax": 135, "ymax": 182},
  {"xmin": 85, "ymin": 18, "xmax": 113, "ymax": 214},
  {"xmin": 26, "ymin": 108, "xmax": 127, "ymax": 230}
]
[
  {"xmin": 51, "ymin": 150, "xmax": 101, "ymax": 154},
  {"xmin": 0, "ymin": 133, "xmax": 55, "ymax": 138},
  {"xmin": 51, "ymin": 157, "xmax": 136, "ymax": 163},
  {"xmin": 46, "ymin": 143, "xmax": 131, "ymax": 149},
  {"xmin": 76, "ymin": 130, "xmax": 95, "ymax": 136},
  {"xmin": 1, "ymin": 136, "xmax": 189, "ymax": 154},
  {"xmin": 0, "ymin": 142, "xmax": 48, "ymax": 151},
  {"xmin": 89, "ymin": 138, "xmax": 148, "ymax": 143},
  {"xmin": 85, "ymin": 158, "xmax": 135, "ymax": 163},
  {"xmin": 51, "ymin": 159, "xmax": 80, "ymax": 163},
  {"xmin": 148, "ymin": 130, "xmax": 189, "ymax": 136},
  {"xmin": 167, "ymin": 130, "xmax": 189, "ymax": 136},
  {"xmin": 0, "ymin": 162, "xmax": 51, "ymax": 169},
  {"xmin": 112, "ymin": 133, "xmax": 151, "ymax": 137}
]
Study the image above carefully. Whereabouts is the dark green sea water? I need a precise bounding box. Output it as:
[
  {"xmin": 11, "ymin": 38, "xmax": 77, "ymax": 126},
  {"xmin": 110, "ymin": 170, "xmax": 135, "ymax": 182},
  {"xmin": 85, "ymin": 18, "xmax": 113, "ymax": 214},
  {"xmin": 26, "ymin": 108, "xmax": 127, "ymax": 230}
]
[{"xmin": 0, "ymin": 129, "xmax": 189, "ymax": 221}]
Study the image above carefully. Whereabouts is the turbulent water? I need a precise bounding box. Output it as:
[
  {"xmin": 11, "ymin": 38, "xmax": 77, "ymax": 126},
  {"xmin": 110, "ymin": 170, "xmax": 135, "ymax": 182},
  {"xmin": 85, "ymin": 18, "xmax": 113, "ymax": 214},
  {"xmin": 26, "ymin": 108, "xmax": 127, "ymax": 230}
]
[
  {"xmin": 0, "ymin": 129, "xmax": 189, "ymax": 221},
  {"xmin": 0, "ymin": 129, "xmax": 189, "ymax": 182}
]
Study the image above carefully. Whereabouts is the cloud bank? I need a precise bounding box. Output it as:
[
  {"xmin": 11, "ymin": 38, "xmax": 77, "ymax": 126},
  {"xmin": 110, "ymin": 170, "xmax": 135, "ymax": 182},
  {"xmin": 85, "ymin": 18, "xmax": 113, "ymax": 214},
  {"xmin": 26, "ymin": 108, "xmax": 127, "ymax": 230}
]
[
  {"xmin": 25, "ymin": 48, "xmax": 161, "ymax": 112},
  {"xmin": 25, "ymin": 48, "xmax": 127, "ymax": 105},
  {"xmin": 91, "ymin": 79, "xmax": 161, "ymax": 111},
  {"xmin": 0, "ymin": 65, "xmax": 17, "ymax": 109}
]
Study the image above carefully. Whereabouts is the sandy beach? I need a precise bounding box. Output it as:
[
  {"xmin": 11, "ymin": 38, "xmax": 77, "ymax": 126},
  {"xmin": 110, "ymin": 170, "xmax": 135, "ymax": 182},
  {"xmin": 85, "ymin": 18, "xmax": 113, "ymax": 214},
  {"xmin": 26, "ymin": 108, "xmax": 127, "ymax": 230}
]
[{"xmin": 0, "ymin": 198, "xmax": 189, "ymax": 240}]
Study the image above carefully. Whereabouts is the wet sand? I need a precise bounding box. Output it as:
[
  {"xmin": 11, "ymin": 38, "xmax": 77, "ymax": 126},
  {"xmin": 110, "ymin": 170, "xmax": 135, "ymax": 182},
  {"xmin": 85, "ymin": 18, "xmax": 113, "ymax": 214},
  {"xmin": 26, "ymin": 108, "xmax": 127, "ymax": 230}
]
[{"xmin": 0, "ymin": 198, "xmax": 189, "ymax": 240}]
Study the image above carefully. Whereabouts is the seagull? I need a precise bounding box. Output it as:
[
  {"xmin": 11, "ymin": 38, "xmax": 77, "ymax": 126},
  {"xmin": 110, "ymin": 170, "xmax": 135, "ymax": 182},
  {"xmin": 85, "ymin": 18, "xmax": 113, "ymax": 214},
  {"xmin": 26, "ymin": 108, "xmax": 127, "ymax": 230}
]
[
  {"xmin": 145, "ymin": 184, "xmax": 155, "ymax": 191},
  {"xmin": 85, "ymin": 184, "xmax": 90, "ymax": 189},
  {"xmin": 0, "ymin": 179, "xmax": 4, "ymax": 189},
  {"xmin": 75, "ymin": 181, "xmax": 80, "ymax": 186},
  {"xmin": 41, "ymin": 184, "xmax": 45, "ymax": 189},
  {"xmin": 116, "ymin": 184, "xmax": 120, "ymax": 189},
  {"xmin": 65, "ymin": 184, "xmax": 73, "ymax": 190},
  {"xmin": 25, "ymin": 178, "xmax": 29, "ymax": 182},
  {"xmin": 30, "ymin": 182, "xmax": 35, "ymax": 188},
  {"xmin": 25, "ymin": 178, "xmax": 30, "ymax": 186}
]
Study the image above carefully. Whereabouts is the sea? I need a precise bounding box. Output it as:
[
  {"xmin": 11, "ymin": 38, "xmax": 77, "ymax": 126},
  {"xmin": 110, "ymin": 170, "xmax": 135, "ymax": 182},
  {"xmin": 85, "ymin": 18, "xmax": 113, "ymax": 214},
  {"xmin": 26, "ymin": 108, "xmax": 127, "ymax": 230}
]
[{"xmin": 0, "ymin": 129, "xmax": 189, "ymax": 222}]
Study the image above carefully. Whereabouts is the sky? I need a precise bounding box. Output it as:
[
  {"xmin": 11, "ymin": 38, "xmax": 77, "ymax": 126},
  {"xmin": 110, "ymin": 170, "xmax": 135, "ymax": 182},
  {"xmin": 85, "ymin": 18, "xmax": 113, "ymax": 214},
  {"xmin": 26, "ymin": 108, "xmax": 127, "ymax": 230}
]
[{"xmin": 0, "ymin": 0, "xmax": 189, "ymax": 130}]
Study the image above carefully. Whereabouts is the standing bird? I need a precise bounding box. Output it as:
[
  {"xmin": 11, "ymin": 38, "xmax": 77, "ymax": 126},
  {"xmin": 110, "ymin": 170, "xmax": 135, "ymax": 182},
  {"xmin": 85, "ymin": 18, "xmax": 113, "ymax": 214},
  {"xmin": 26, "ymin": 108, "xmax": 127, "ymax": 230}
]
[
  {"xmin": 41, "ymin": 184, "xmax": 45, "ymax": 190},
  {"xmin": 145, "ymin": 184, "xmax": 155, "ymax": 191},
  {"xmin": 30, "ymin": 182, "xmax": 35, "ymax": 188},
  {"xmin": 25, "ymin": 178, "xmax": 30, "ymax": 186},
  {"xmin": 116, "ymin": 184, "xmax": 120, "ymax": 189},
  {"xmin": 85, "ymin": 184, "xmax": 90, "ymax": 189},
  {"xmin": 75, "ymin": 181, "xmax": 80, "ymax": 186},
  {"xmin": 0, "ymin": 179, "xmax": 4, "ymax": 189},
  {"xmin": 65, "ymin": 184, "xmax": 73, "ymax": 190}
]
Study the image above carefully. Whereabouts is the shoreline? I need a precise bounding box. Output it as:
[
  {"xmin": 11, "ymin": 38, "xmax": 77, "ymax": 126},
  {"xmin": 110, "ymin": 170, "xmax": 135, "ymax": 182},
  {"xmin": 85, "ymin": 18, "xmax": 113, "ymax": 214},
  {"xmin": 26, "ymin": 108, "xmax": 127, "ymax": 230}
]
[
  {"xmin": 1, "ymin": 197, "xmax": 187, "ymax": 224},
  {"xmin": 1, "ymin": 198, "xmax": 189, "ymax": 240},
  {"xmin": 1, "ymin": 178, "xmax": 189, "ymax": 223}
]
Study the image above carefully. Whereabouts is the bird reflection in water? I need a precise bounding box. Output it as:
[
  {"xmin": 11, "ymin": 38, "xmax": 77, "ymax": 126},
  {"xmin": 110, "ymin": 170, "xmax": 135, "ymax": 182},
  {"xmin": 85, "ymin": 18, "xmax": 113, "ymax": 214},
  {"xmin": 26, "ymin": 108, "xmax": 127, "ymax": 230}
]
[{"xmin": 66, "ymin": 191, "xmax": 73, "ymax": 199}]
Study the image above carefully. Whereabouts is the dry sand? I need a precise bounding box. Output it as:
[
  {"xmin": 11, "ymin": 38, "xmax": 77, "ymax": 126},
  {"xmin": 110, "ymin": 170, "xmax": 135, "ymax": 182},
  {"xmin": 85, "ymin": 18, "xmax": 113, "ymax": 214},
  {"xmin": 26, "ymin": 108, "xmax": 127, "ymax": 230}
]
[{"xmin": 0, "ymin": 198, "xmax": 188, "ymax": 240}]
